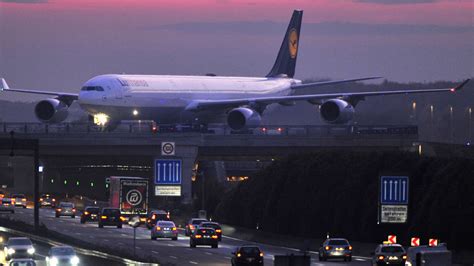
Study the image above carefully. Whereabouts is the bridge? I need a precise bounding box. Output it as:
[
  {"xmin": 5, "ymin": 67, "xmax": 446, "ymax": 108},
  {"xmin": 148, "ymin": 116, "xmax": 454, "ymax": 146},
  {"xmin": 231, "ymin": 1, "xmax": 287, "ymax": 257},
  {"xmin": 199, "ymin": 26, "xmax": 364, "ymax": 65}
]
[{"xmin": 0, "ymin": 122, "xmax": 435, "ymax": 205}]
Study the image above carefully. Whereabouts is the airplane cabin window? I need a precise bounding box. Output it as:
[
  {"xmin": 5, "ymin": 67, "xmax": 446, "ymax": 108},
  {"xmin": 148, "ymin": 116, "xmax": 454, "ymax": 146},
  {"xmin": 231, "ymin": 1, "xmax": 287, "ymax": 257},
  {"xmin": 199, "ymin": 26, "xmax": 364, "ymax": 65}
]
[{"xmin": 81, "ymin": 86, "xmax": 104, "ymax": 91}]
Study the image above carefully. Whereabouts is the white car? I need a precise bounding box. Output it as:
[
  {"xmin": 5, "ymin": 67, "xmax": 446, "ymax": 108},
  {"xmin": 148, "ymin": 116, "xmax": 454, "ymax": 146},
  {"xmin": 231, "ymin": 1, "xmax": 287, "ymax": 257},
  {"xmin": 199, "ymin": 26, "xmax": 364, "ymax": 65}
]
[
  {"xmin": 3, "ymin": 237, "xmax": 35, "ymax": 261},
  {"xmin": 0, "ymin": 198, "xmax": 15, "ymax": 213},
  {"xmin": 11, "ymin": 194, "xmax": 27, "ymax": 208},
  {"xmin": 46, "ymin": 246, "xmax": 80, "ymax": 266}
]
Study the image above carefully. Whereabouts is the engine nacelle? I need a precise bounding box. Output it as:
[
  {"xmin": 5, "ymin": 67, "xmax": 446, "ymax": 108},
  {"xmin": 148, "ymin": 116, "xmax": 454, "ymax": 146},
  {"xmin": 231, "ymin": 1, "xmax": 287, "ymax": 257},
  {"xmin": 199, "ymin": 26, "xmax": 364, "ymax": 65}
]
[
  {"xmin": 34, "ymin": 98, "xmax": 69, "ymax": 123},
  {"xmin": 227, "ymin": 107, "xmax": 262, "ymax": 131},
  {"xmin": 320, "ymin": 99, "xmax": 355, "ymax": 124}
]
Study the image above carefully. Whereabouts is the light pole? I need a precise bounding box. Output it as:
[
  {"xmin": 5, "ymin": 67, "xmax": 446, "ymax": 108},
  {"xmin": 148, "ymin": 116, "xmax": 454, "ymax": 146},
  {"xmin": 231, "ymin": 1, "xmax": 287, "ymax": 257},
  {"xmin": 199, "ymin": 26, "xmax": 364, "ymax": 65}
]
[
  {"xmin": 430, "ymin": 105, "xmax": 434, "ymax": 140},
  {"xmin": 412, "ymin": 101, "xmax": 417, "ymax": 120},
  {"xmin": 469, "ymin": 107, "xmax": 472, "ymax": 143},
  {"xmin": 449, "ymin": 106, "xmax": 454, "ymax": 143}
]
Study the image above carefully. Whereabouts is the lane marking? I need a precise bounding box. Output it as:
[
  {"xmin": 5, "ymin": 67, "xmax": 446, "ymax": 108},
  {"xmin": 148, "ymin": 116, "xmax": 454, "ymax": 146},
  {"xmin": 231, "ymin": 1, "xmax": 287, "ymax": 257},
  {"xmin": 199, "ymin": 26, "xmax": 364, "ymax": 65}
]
[
  {"xmin": 205, "ymin": 252, "xmax": 212, "ymax": 255},
  {"xmin": 169, "ymin": 256, "xmax": 177, "ymax": 259},
  {"xmin": 189, "ymin": 261, "xmax": 198, "ymax": 265},
  {"xmin": 152, "ymin": 251, "xmax": 159, "ymax": 254}
]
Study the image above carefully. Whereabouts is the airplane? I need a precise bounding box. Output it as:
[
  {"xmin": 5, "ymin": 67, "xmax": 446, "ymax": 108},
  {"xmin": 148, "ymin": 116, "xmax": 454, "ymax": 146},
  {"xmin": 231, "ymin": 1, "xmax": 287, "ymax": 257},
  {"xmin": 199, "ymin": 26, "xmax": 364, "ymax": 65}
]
[{"xmin": 0, "ymin": 10, "xmax": 470, "ymax": 131}]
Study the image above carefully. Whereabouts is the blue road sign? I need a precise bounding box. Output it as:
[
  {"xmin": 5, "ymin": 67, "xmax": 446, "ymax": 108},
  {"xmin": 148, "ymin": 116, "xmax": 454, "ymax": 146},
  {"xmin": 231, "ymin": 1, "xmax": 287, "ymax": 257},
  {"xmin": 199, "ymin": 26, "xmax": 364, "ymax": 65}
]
[
  {"xmin": 155, "ymin": 159, "xmax": 182, "ymax": 185},
  {"xmin": 380, "ymin": 176, "xmax": 409, "ymax": 205}
]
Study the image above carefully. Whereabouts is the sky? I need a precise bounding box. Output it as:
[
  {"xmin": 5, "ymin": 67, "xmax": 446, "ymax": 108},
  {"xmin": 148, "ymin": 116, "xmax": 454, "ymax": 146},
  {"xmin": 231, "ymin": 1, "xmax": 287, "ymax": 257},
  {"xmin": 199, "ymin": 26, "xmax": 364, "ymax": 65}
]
[{"xmin": 0, "ymin": 0, "xmax": 473, "ymax": 101}]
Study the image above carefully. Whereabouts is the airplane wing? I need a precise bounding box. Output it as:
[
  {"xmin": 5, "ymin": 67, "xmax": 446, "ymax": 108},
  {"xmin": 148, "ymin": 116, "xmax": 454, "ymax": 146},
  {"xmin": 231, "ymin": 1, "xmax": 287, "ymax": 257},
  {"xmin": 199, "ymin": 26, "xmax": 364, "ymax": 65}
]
[
  {"xmin": 186, "ymin": 79, "xmax": 470, "ymax": 112},
  {"xmin": 1, "ymin": 78, "xmax": 79, "ymax": 104},
  {"xmin": 291, "ymin": 76, "xmax": 382, "ymax": 90}
]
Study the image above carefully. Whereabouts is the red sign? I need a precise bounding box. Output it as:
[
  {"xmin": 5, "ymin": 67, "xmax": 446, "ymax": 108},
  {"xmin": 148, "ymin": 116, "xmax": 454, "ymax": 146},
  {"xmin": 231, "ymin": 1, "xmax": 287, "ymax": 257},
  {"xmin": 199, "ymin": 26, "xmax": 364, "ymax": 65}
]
[
  {"xmin": 388, "ymin": 235, "xmax": 397, "ymax": 244},
  {"xmin": 411, "ymin": 237, "xmax": 420, "ymax": 246},
  {"xmin": 429, "ymin": 238, "xmax": 438, "ymax": 246}
]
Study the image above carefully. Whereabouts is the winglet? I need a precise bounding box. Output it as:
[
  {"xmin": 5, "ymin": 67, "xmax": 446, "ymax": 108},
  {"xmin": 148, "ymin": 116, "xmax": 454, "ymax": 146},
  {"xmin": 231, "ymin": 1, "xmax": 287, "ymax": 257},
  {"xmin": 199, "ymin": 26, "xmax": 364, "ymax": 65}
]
[
  {"xmin": 0, "ymin": 78, "xmax": 10, "ymax": 91},
  {"xmin": 451, "ymin": 79, "xmax": 470, "ymax": 92}
]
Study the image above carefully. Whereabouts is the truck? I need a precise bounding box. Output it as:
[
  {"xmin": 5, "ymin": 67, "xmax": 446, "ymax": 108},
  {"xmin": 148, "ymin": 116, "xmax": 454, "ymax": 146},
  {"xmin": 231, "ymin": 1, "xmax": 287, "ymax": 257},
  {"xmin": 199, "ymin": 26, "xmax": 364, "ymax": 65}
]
[
  {"xmin": 405, "ymin": 243, "xmax": 452, "ymax": 266},
  {"xmin": 108, "ymin": 176, "xmax": 148, "ymax": 221}
]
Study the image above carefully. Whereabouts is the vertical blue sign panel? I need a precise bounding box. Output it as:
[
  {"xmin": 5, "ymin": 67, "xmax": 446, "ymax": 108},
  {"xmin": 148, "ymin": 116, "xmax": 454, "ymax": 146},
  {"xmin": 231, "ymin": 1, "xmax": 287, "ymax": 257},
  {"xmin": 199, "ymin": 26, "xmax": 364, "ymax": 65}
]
[
  {"xmin": 155, "ymin": 159, "xmax": 182, "ymax": 185},
  {"xmin": 380, "ymin": 176, "xmax": 409, "ymax": 205}
]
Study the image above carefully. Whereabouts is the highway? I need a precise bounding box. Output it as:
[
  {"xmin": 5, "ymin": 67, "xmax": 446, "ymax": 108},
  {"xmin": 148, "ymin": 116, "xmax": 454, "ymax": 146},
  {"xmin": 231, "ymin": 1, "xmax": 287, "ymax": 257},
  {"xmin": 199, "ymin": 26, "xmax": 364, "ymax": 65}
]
[{"xmin": 3, "ymin": 207, "xmax": 373, "ymax": 265}]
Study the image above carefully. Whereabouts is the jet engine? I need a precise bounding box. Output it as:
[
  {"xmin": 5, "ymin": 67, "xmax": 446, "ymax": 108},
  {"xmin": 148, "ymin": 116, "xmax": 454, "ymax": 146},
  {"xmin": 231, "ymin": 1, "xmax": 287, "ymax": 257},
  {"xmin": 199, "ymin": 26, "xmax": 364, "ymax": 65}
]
[
  {"xmin": 320, "ymin": 99, "xmax": 355, "ymax": 124},
  {"xmin": 34, "ymin": 98, "xmax": 69, "ymax": 123},
  {"xmin": 227, "ymin": 107, "xmax": 262, "ymax": 131}
]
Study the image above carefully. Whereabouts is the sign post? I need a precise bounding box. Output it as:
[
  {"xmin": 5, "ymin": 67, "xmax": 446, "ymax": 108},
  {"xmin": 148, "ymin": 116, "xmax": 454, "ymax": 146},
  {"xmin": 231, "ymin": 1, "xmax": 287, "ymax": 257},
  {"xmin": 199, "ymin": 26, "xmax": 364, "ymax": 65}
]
[
  {"xmin": 161, "ymin": 142, "xmax": 175, "ymax": 156},
  {"xmin": 379, "ymin": 176, "xmax": 409, "ymax": 224},
  {"xmin": 154, "ymin": 159, "xmax": 182, "ymax": 196}
]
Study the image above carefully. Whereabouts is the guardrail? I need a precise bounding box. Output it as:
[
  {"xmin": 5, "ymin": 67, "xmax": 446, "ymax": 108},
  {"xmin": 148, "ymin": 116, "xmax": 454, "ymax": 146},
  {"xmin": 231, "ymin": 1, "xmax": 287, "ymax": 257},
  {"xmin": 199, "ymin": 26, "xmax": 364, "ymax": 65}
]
[{"xmin": 0, "ymin": 122, "xmax": 418, "ymax": 137}]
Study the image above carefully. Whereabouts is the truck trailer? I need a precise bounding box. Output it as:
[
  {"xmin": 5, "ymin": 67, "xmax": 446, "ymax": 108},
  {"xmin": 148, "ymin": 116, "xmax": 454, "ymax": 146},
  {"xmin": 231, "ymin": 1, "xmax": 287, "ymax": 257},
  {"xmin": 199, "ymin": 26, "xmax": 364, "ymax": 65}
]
[{"xmin": 108, "ymin": 176, "xmax": 148, "ymax": 221}]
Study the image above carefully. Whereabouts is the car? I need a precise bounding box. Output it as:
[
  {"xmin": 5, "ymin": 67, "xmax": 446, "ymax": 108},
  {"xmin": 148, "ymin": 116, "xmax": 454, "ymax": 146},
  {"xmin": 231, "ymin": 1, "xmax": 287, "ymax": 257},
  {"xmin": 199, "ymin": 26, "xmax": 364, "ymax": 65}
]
[
  {"xmin": 185, "ymin": 218, "xmax": 208, "ymax": 236},
  {"xmin": 231, "ymin": 246, "xmax": 264, "ymax": 266},
  {"xmin": 98, "ymin": 208, "xmax": 124, "ymax": 228},
  {"xmin": 11, "ymin": 194, "xmax": 27, "ymax": 208},
  {"xmin": 190, "ymin": 227, "xmax": 218, "ymax": 248},
  {"xmin": 3, "ymin": 237, "xmax": 35, "ymax": 261},
  {"xmin": 55, "ymin": 202, "xmax": 76, "ymax": 218},
  {"xmin": 371, "ymin": 244, "xmax": 407, "ymax": 266},
  {"xmin": 318, "ymin": 238, "xmax": 352, "ymax": 261},
  {"xmin": 80, "ymin": 206, "xmax": 100, "ymax": 224},
  {"xmin": 8, "ymin": 258, "xmax": 36, "ymax": 266},
  {"xmin": 46, "ymin": 245, "xmax": 80, "ymax": 266},
  {"xmin": 198, "ymin": 221, "xmax": 222, "ymax": 241},
  {"xmin": 39, "ymin": 194, "xmax": 56, "ymax": 208},
  {"xmin": 145, "ymin": 210, "xmax": 170, "ymax": 229},
  {"xmin": 151, "ymin": 220, "xmax": 178, "ymax": 240},
  {"xmin": 0, "ymin": 198, "xmax": 15, "ymax": 213}
]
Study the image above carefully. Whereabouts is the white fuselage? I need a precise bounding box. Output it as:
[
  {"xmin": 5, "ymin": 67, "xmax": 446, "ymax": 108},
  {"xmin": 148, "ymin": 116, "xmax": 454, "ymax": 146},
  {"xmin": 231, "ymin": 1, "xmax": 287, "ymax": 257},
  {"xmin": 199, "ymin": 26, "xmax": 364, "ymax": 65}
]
[{"xmin": 78, "ymin": 74, "xmax": 300, "ymax": 124}]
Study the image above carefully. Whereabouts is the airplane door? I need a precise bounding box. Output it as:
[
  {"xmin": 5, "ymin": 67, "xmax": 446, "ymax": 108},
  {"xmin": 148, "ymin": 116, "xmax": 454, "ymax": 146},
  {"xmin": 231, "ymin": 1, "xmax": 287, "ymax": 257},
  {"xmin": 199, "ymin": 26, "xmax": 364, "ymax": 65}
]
[{"xmin": 110, "ymin": 80, "xmax": 123, "ymax": 99}]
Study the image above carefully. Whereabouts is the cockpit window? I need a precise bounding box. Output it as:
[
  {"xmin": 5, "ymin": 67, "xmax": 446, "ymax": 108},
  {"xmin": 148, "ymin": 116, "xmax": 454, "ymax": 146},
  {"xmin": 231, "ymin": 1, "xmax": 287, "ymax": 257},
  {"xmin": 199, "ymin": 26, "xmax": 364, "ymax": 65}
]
[{"xmin": 81, "ymin": 86, "xmax": 104, "ymax": 91}]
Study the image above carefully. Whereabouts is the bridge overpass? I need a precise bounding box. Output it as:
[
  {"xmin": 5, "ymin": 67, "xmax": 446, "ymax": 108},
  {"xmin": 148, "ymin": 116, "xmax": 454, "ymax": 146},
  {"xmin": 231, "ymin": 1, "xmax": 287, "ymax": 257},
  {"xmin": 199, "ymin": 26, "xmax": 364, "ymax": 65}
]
[{"xmin": 0, "ymin": 122, "xmax": 423, "ymax": 205}]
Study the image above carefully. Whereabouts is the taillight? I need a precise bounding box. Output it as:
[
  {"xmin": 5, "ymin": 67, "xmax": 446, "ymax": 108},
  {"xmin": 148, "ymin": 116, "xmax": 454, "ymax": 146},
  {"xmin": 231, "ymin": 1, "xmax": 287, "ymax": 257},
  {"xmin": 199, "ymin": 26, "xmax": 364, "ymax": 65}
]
[
  {"xmin": 260, "ymin": 252, "xmax": 264, "ymax": 257},
  {"xmin": 189, "ymin": 225, "xmax": 195, "ymax": 230},
  {"xmin": 195, "ymin": 235, "xmax": 202, "ymax": 238},
  {"xmin": 151, "ymin": 214, "xmax": 156, "ymax": 220},
  {"xmin": 211, "ymin": 235, "xmax": 218, "ymax": 239},
  {"xmin": 348, "ymin": 246, "xmax": 352, "ymax": 250},
  {"xmin": 84, "ymin": 211, "xmax": 89, "ymax": 215},
  {"xmin": 22, "ymin": 198, "xmax": 26, "ymax": 202},
  {"xmin": 237, "ymin": 253, "xmax": 241, "ymax": 257},
  {"xmin": 172, "ymin": 227, "xmax": 177, "ymax": 231},
  {"xmin": 101, "ymin": 215, "xmax": 107, "ymax": 219},
  {"xmin": 156, "ymin": 226, "xmax": 161, "ymax": 231},
  {"xmin": 167, "ymin": 212, "xmax": 170, "ymax": 219},
  {"xmin": 72, "ymin": 208, "xmax": 76, "ymax": 212},
  {"xmin": 52, "ymin": 199, "xmax": 56, "ymax": 202},
  {"xmin": 215, "ymin": 229, "xmax": 222, "ymax": 233},
  {"xmin": 57, "ymin": 208, "xmax": 62, "ymax": 212},
  {"xmin": 402, "ymin": 255, "xmax": 407, "ymax": 260},
  {"xmin": 40, "ymin": 198, "xmax": 43, "ymax": 202},
  {"xmin": 325, "ymin": 246, "xmax": 331, "ymax": 251},
  {"xmin": 378, "ymin": 255, "xmax": 385, "ymax": 261},
  {"xmin": 120, "ymin": 216, "xmax": 126, "ymax": 222}
]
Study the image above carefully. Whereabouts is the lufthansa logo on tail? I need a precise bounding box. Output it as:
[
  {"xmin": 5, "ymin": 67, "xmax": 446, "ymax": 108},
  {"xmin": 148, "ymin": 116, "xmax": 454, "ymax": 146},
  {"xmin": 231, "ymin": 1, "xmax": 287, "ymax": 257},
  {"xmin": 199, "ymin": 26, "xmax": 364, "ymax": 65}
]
[{"xmin": 288, "ymin": 28, "xmax": 298, "ymax": 59}]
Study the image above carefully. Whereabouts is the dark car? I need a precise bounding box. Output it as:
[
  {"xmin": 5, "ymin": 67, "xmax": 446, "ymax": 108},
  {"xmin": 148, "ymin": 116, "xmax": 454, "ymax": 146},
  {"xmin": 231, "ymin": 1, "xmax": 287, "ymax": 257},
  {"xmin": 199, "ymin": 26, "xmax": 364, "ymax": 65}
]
[
  {"xmin": 80, "ymin": 206, "xmax": 100, "ymax": 224},
  {"xmin": 151, "ymin": 220, "xmax": 178, "ymax": 240},
  {"xmin": 199, "ymin": 222, "xmax": 222, "ymax": 241},
  {"xmin": 371, "ymin": 244, "xmax": 407, "ymax": 266},
  {"xmin": 11, "ymin": 194, "xmax": 27, "ymax": 209},
  {"xmin": 319, "ymin": 238, "xmax": 352, "ymax": 261},
  {"xmin": 190, "ymin": 228, "xmax": 218, "ymax": 248},
  {"xmin": 231, "ymin": 246, "xmax": 264, "ymax": 266},
  {"xmin": 98, "ymin": 208, "xmax": 123, "ymax": 228},
  {"xmin": 3, "ymin": 237, "xmax": 35, "ymax": 261},
  {"xmin": 39, "ymin": 194, "xmax": 56, "ymax": 208},
  {"xmin": 185, "ymin": 218, "xmax": 208, "ymax": 236},
  {"xmin": 145, "ymin": 210, "xmax": 170, "ymax": 229},
  {"xmin": 55, "ymin": 202, "xmax": 76, "ymax": 218}
]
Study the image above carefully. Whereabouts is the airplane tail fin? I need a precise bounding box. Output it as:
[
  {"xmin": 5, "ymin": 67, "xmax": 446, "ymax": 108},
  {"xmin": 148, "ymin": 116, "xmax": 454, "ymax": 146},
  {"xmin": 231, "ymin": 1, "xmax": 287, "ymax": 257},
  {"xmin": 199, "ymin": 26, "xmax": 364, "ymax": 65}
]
[
  {"xmin": 0, "ymin": 78, "xmax": 10, "ymax": 91},
  {"xmin": 266, "ymin": 10, "xmax": 303, "ymax": 78}
]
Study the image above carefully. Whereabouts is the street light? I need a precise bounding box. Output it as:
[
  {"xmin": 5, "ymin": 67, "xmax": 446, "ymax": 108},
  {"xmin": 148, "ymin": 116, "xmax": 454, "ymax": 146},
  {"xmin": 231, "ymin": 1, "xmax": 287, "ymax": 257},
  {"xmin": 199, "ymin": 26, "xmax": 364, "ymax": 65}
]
[
  {"xmin": 449, "ymin": 106, "xmax": 454, "ymax": 143},
  {"xmin": 430, "ymin": 105, "xmax": 434, "ymax": 140},
  {"xmin": 468, "ymin": 107, "xmax": 472, "ymax": 143},
  {"xmin": 412, "ymin": 101, "xmax": 416, "ymax": 120}
]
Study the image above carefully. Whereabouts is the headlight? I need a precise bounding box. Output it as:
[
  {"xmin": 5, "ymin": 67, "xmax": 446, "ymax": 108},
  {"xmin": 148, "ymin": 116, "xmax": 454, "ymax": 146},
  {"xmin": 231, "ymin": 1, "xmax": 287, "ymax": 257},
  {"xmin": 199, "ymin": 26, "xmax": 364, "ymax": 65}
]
[
  {"xmin": 50, "ymin": 257, "xmax": 59, "ymax": 266},
  {"xmin": 27, "ymin": 247, "xmax": 35, "ymax": 254},
  {"xmin": 71, "ymin": 256, "xmax": 80, "ymax": 265},
  {"xmin": 7, "ymin": 248, "xmax": 15, "ymax": 255}
]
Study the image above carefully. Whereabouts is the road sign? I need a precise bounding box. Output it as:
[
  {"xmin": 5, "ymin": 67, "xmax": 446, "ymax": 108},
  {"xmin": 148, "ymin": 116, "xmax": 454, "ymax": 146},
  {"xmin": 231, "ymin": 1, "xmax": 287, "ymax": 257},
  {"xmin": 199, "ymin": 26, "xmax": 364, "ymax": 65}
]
[
  {"xmin": 161, "ymin": 142, "xmax": 175, "ymax": 156},
  {"xmin": 411, "ymin": 237, "xmax": 420, "ymax": 246},
  {"xmin": 155, "ymin": 185, "xmax": 181, "ymax": 196},
  {"xmin": 154, "ymin": 159, "xmax": 182, "ymax": 185},
  {"xmin": 381, "ymin": 205, "xmax": 408, "ymax": 223},
  {"xmin": 429, "ymin": 238, "xmax": 438, "ymax": 246},
  {"xmin": 380, "ymin": 176, "xmax": 409, "ymax": 205},
  {"xmin": 388, "ymin": 235, "xmax": 397, "ymax": 244}
]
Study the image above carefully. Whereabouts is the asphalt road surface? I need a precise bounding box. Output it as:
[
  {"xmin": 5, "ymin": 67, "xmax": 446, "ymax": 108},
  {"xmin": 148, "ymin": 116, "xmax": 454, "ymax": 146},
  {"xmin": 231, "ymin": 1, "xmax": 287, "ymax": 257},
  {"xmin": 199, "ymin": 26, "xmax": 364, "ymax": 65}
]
[{"xmin": 4, "ymin": 208, "xmax": 372, "ymax": 265}]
